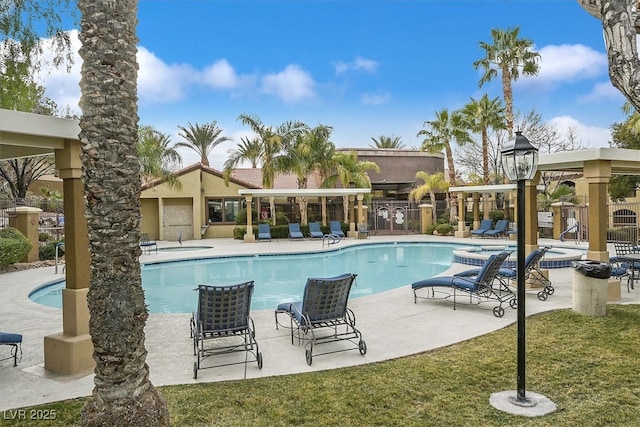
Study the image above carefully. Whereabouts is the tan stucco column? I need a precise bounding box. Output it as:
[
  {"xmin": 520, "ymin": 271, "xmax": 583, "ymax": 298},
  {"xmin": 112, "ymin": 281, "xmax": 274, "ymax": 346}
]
[
  {"xmin": 8, "ymin": 206, "xmax": 41, "ymax": 262},
  {"xmin": 321, "ymin": 196, "xmax": 327, "ymax": 225},
  {"xmin": 472, "ymin": 193, "xmax": 480, "ymax": 228},
  {"xmin": 584, "ymin": 160, "xmax": 611, "ymax": 261},
  {"xmin": 524, "ymin": 172, "xmax": 540, "ymax": 254},
  {"xmin": 455, "ymin": 191, "xmax": 469, "ymax": 237},
  {"xmin": 244, "ymin": 195, "xmax": 255, "ymax": 242},
  {"xmin": 44, "ymin": 140, "xmax": 94, "ymax": 375},
  {"xmin": 347, "ymin": 195, "xmax": 357, "ymax": 238},
  {"xmin": 419, "ymin": 204, "xmax": 433, "ymax": 233},
  {"xmin": 356, "ymin": 194, "xmax": 364, "ymax": 223}
]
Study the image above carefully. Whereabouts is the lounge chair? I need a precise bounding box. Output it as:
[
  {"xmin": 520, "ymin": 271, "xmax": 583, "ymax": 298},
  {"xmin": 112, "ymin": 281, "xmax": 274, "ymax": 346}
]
[
  {"xmin": 455, "ymin": 247, "xmax": 554, "ymax": 301},
  {"xmin": 470, "ymin": 219, "xmax": 493, "ymax": 238},
  {"xmin": 288, "ymin": 223, "xmax": 305, "ymax": 240},
  {"xmin": 274, "ymin": 273, "xmax": 366, "ymax": 365},
  {"xmin": 329, "ymin": 221, "xmax": 345, "ymax": 238},
  {"xmin": 612, "ymin": 241, "xmax": 639, "ymax": 291},
  {"xmin": 357, "ymin": 223, "xmax": 370, "ymax": 239},
  {"xmin": 308, "ymin": 222, "xmax": 324, "ymax": 239},
  {"xmin": 190, "ymin": 281, "xmax": 262, "ymax": 379},
  {"xmin": 257, "ymin": 223, "xmax": 271, "ymax": 241},
  {"xmin": 0, "ymin": 332, "xmax": 22, "ymax": 367},
  {"xmin": 412, "ymin": 251, "xmax": 515, "ymax": 317},
  {"xmin": 483, "ymin": 219, "xmax": 510, "ymax": 239},
  {"xmin": 140, "ymin": 232, "xmax": 157, "ymax": 254}
]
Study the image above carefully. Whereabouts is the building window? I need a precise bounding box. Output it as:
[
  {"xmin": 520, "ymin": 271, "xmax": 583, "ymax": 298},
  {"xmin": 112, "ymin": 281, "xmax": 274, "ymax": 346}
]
[{"xmin": 207, "ymin": 198, "xmax": 244, "ymax": 224}]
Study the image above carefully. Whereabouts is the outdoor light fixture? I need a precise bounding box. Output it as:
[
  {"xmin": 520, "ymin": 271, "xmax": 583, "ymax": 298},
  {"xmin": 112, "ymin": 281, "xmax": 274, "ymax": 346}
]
[{"xmin": 491, "ymin": 131, "xmax": 554, "ymax": 415}]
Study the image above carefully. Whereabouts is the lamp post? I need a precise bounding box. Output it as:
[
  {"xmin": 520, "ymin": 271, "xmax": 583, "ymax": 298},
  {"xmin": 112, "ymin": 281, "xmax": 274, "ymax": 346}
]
[{"xmin": 501, "ymin": 131, "xmax": 539, "ymax": 407}]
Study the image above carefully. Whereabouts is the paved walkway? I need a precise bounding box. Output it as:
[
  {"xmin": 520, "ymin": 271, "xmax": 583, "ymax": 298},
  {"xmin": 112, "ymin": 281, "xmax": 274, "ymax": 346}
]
[{"xmin": 1, "ymin": 235, "xmax": 638, "ymax": 411}]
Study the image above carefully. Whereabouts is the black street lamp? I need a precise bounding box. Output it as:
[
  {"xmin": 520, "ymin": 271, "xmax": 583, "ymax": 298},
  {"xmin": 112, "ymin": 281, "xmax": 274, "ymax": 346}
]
[{"xmin": 501, "ymin": 131, "xmax": 539, "ymax": 407}]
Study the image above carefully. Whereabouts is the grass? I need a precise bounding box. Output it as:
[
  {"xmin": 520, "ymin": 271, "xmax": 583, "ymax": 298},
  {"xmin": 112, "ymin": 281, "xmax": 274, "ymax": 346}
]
[{"xmin": 2, "ymin": 305, "xmax": 639, "ymax": 426}]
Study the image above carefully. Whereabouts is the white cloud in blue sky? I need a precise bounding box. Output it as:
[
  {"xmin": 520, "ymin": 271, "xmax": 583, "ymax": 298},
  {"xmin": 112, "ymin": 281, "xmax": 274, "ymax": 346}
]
[
  {"xmin": 334, "ymin": 56, "xmax": 379, "ymax": 75},
  {"xmin": 260, "ymin": 64, "xmax": 315, "ymax": 103}
]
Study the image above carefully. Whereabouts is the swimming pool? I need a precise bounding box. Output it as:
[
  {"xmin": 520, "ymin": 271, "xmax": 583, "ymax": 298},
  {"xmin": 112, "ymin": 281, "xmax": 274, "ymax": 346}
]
[{"xmin": 29, "ymin": 242, "xmax": 458, "ymax": 313}]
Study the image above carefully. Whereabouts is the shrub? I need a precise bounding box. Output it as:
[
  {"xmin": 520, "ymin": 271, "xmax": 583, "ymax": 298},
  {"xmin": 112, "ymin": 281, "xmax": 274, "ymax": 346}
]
[
  {"xmin": 39, "ymin": 232, "xmax": 50, "ymax": 242},
  {"xmin": 235, "ymin": 209, "xmax": 259, "ymax": 225},
  {"xmin": 425, "ymin": 224, "xmax": 437, "ymax": 235},
  {"xmin": 0, "ymin": 227, "xmax": 32, "ymax": 268},
  {"xmin": 435, "ymin": 223, "xmax": 453, "ymax": 235},
  {"xmin": 39, "ymin": 240, "xmax": 65, "ymax": 261}
]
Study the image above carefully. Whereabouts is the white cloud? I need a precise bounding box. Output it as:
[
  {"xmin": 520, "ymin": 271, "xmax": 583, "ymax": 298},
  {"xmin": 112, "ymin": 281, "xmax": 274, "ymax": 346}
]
[
  {"xmin": 578, "ymin": 80, "xmax": 626, "ymax": 103},
  {"xmin": 361, "ymin": 92, "xmax": 391, "ymax": 106},
  {"xmin": 201, "ymin": 59, "xmax": 257, "ymax": 91},
  {"xmin": 334, "ymin": 56, "xmax": 379, "ymax": 75},
  {"xmin": 137, "ymin": 47, "xmax": 196, "ymax": 102},
  {"xmin": 534, "ymin": 44, "xmax": 607, "ymax": 84},
  {"xmin": 548, "ymin": 115, "xmax": 612, "ymax": 148},
  {"xmin": 261, "ymin": 64, "xmax": 315, "ymax": 102}
]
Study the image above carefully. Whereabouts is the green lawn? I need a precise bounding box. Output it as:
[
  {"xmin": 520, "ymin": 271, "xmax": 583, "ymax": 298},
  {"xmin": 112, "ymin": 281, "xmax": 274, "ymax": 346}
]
[{"xmin": 2, "ymin": 305, "xmax": 639, "ymax": 426}]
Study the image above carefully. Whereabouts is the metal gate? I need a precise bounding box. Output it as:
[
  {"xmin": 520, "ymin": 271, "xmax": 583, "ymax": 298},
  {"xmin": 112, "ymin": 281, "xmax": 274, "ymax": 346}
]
[{"xmin": 369, "ymin": 201, "xmax": 420, "ymax": 235}]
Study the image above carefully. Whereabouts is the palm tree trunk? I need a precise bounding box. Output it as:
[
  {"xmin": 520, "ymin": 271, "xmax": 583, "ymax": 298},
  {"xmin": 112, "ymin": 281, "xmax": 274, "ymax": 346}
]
[{"xmin": 78, "ymin": 1, "xmax": 169, "ymax": 425}]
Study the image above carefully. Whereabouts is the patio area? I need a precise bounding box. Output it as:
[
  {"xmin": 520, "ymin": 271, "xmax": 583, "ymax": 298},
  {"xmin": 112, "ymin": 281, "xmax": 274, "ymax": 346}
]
[{"xmin": 1, "ymin": 234, "xmax": 638, "ymax": 411}]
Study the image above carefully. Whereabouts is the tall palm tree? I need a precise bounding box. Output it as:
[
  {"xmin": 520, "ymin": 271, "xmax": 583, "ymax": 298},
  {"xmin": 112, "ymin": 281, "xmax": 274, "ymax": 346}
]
[
  {"xmin": 473, "ymin": 26, "xmax": 540, "ymax": 138},
  {"xmin": 175, "ymin": 121, "xmax": 232, "ymax": 167},
  {"xmin": 417, "ymin": 108, "xmax": 473, "ymax": 218},
  {"xmin": 370, "ymin": 135, "xmax": 405, "ymax": 149},
  {"xmin": 408, "ymin": 171, "xmax": 449, "ymax": 224},
  {"xmin": 77, "ymin": 0, "xmax": 169, "ymax": 425},
  {"xmin": 460, "ymin": 94, "xmax": 506, "ymax": 185},
  {"xmin": 322, "ymin": 151, "xmax": 380, "ymax": 223},
  {"xmin": 277, "ymin": 125, "xmax": 335, "ymax": 224},
  {"xmin": 137, "ymin": 125, "xmax": 182, "ymax": 189},
  {"xmin": 237, "ymin": 113, "xmax": 308, "ymax": 224}
]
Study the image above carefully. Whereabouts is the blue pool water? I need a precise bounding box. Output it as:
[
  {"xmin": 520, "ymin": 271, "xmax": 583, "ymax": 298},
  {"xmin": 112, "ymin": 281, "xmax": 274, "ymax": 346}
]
[{"xmin": 29, "ymin": 242, "xmax": 457, "ymax": 313}]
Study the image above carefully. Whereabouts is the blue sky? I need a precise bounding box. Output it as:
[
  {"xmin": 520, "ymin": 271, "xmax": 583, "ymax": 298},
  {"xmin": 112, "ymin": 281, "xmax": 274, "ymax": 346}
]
[{"xmin": 37, "ymin": 0, "xmax": 628, "ymax": 170}]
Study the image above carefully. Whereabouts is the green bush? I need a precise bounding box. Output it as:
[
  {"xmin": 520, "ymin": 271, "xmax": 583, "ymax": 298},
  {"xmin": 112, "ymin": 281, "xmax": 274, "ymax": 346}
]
[
  {"xmin": 425, "ymin": 224, "xmax": 437, "ymax": 235},
  {"xmin": 0, "ymin": 227, "xmax": 32, "ymax": 268},
  {"xmin": 39, "ymin": 240, "xmax": 65, "ymax": 261},
  {"xmin": 235, "ymin": 208, "xmax": 259, "ymax": 225},
  {"xmin": 39, "ymin": 232, "xmax": 50, "ymax": 242},
  {"xmin": 435, "ymin": 223, "xmax": 453, "ymax": 235},
  {"xmin": 489, "ymin": 210, "xmax": 505, "ymax": 222}
]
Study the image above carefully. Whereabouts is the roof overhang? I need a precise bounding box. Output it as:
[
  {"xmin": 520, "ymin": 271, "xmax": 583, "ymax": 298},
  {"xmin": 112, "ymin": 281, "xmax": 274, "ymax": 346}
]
[
  {"xmin": 238, "ymin": 188, "xmax": 370, "ymax": 197},
  {"xmin": 538, "ymin": 148, "xmax": 640, "ymax": 175},
  {"xmin": 450, "ymin": 184, "xmax": 546, "ymax": 193}
]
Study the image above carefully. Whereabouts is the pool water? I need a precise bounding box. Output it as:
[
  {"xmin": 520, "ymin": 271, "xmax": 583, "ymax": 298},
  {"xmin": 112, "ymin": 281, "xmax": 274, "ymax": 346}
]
[{"xmin": 29, "ymin": 242, "xmax": 456, "ymax": 313}]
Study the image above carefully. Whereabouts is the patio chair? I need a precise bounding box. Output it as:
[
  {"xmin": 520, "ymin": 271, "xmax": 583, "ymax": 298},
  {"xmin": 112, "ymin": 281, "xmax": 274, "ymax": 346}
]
[
  {"xmin": 257, "ymin": 223, "xmax": 271, "ymax": 241},
  {"xmin": 470, "ymin": 219, "xmax": 493, "ymax": 238},
  {"xmin": 357, "ymin": 223, "xmax": 370, "ymax": 239},
  {"xmin": 455, "ymin": 246, "xmax": 554, "ymax": 301},
  {"xmin": 612, "ymin": 241, "xmax": 639, "ymax": 291},
  {"xmin": 329, "ymin": 221, "xmax": 345, "ymax": 238},
  {"xmin": 190, "ymin": 281, "xmax": 262, "ymax": 379},
  {"xmin": 483, "ymin": 219, "xmax": 510, "ymax": 239},
  {"xmin": 140, "ymin": 232, "xmax": 157, "ymax": 254},
  {"xmin": 308, "ymin": 221, "xmax": 324, "ymax": 239},
  {"xmin": 288, "ymin": 223, "xmax": 305, "ymax": 240},
  {"xmin": 412, "ymin": 251, "xmax": 515, "ymax": 317},
  {"xmin": 0, "ymin": 332, "xmax": 22, "ymax": 367},
  {"xmin": 274, "ymin": 273, "xmax": 366, "ymax": 365}
]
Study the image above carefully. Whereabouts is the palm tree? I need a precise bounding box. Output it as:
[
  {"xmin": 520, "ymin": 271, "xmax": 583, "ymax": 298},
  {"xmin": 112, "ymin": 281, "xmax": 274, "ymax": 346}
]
[
  {"xmin": 175, "ymin": 121, "xmax": 232, "ymax": 167},
  {"xmin": 473, "ymin": 26, "xmax": 540, "ymax": 138},
  {"xmin": 322, "ymin": 151, "xmax": 380, "ymax": 223},
  {"xmin": 237, "ymin": 113, "xmax": 308, "ymax": 224},
  {"xmin": 460, "ymin": 94, "xmax": 506, "ymax": 184},
  {"xmin": 137, "ymin": 125, "xmax": 182, "ymax": 189},
  {"xmin": 77, "ymin": 0, "xmax": 169, "ymax": 425},
  {"xmin": 370, "ymin": 135, "xmax": 405, "ymax": 149},
  {"xmin": 417, "ymin": 108, "xmax": 473, "ymax": 219},
  {"xmin": 277, "ymin": 125, "xmax": 335, "ymax": 224},
  {"xmin": 409, "ymin": 171, "xmax": 449, "ymax": 224}
]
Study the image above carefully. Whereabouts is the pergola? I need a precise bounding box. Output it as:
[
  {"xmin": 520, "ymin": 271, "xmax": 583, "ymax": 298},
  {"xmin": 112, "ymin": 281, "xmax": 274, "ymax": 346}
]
[{"xmin": 237, "ymin": 188, "xmax": 371, "ymax": 241}]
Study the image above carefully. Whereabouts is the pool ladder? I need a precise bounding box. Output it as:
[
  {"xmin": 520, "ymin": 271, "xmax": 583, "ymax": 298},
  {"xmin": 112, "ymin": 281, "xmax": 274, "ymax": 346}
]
[{"xmin": 322, "ymin": 234, "xmax": 341, "ymax": 248}]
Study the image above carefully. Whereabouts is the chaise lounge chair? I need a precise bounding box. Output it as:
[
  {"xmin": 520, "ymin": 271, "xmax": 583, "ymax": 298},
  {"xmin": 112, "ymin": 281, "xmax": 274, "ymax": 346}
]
[
  {"xmin": 139, "ymin": 232, "xmax": 158, "ymax": 254},
  {"xmin": 257, "ymin": 223, "xmax": 272, "ymax": 241},
  {"xmin": 483, "ymin": 219, "xmax": 510, "ymax": 239},
  {"xmin": 288, "ymin": 223, "xmax": 305, "ymax": 240},
  {"xmin": 274, "ymin": 273, "xmax": 366, "ymax": 365},
  {"xmin": 308, "ymin": 222, "xmax": 324, "ymax": 239},
  {"xmin": 0, "ymin": 332, "xmax": 22, "ymax": 367},
  {"xmin": 190, "ymin": 281, "xmax": 263, "ymax": 379},
  {"xmin": 329, "ymin": 221, "xmax": 345, "ymax": 238},
  {"xmin": 412, "ymin": 251, "xmax": 515, "ymax": 317},
  {"xmin": 470, "ymin": 219, "xmax": 493, "ymax": 238}
]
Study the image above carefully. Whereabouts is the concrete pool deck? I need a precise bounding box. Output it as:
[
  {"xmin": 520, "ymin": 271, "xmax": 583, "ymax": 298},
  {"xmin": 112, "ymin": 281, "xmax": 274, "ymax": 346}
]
[{"xmin": 1, "ymin": 234, "xmax": 638, "ymax": 411}]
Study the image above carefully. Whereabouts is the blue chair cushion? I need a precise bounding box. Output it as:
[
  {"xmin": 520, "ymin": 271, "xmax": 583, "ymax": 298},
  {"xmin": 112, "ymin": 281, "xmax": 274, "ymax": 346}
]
[
  {"xmin": 276, "ymin": 301, "xmax": 303, "ymax": 323},
  {"xmin": 0, "ymin": 332, "xmax": 22, "ymax": 344},
  {"xmin": 455, "ymin": 267, "xmax": 515, "ymax": 279},
  {"xmin": 411, "ymin": 276, "xmax": 478, "ymax": 292}
]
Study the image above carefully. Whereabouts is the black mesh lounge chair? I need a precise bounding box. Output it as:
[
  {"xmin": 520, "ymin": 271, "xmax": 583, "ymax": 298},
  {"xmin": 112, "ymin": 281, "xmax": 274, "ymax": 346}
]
[
  {"xmin": 139, "ymin": 232, "xmax": 157, "ymax": 254},
  {"xmin": 308, "ymin": 222, "xmax": 324, "ymax": 239},
  {"xmin": 274, "ymin": 273, "xmax": 366, "ymax": 365},
  {"xmin": 483, "ymin": 219, "xmax": 510, "ymax": 239},
  {"xmin": 470, "ymin": 219, "xmax": 493, "ymax": 238},
  {"xmin": 190, "ymin": 281, "xmax": 262, "ymax": 379},
  {"xmin": 288, "ymin": 223, "xmax": 304, "ymax": 240},
  {"xmin": 257, "ymin": 223, "xmax": 271, "ymax": 241},
  {"xmin": 329, "ymin": 221, "xmax": 345, "ymax": 238},
  {"xmin": 0, "ymin": 332, "xmax": 22, "ymax": 366},
  {"xmin": 412, "ymin": 251, "xmax": 515, "ymax": 318},
  {"xmin": 455, "ymin": 246, "xmax": 554, "ymax": 301}
]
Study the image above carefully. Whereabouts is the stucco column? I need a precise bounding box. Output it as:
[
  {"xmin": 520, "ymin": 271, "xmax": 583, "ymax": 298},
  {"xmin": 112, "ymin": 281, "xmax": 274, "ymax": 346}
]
[
  {"xmin": 244, "ymin": 195, "xmax": 256, "ymax": 242},
  {"xmin": 584, "ymin": 160, "xmax": 611, "ymax": 261},
  {"xmin": 472, "ymin": 193, "xmax": 480, "ymax": 228},
  {"xmin": 44, "ymin": 139, "xmax": 94, "ymax": 375},
  {"xmin": 357, "ymin": 194, "xmax": 364, "ymax": 224},
  {"xmin": 347, "ymin": 195, "xmax": 357, "ymax": 238},
  {"xmin": 455, "ymin": 191, "xmax": 469, "ymax": 237},
  {"xmin": 321, "ymin": 196, "xmax": 327, "ymax": 225},
  {"xmin": 419, "ymin": 204, "xmax": 433, "ymax": 234},
  {"xmin": 8, "ymin": 206, "xmax": 41, "ymax": 262},
  {"xmin": 524, "ymin": 171, "xmax": 540, "ymax": 254}
]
